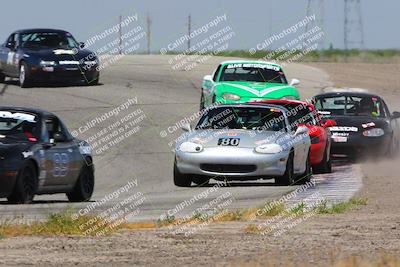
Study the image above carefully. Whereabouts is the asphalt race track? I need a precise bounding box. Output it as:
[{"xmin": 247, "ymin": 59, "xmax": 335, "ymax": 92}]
[{"xmin": 0, "ymin": 55, "xmax": 362, "ymax": 222}]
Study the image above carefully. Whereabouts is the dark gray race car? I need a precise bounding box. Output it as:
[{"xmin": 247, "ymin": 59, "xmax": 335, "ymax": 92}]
[{"xmin": 0, "ymin": 107, "xmax": 94, "ymax": 203}]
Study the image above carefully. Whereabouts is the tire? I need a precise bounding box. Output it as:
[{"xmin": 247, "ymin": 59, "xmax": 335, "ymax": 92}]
[
  {"xmin": 173, "ymin": 160, "xmax": 192, "ymax": 187},
  {"xmin": 296, "ymin": 151, "xmax": 312, "ymax": 184},
  {"xmin": 7, "ymin": 162, "xmax": 37, "ymax": 204},
  {"xmin": 313, "ymin": 144, "xmax": 332, "ymax": 174},
  {"xmin": 19, "ymin": 62, "xmax": 32, "ymax": 88},
  {"xmin": 87, "ymin": 75, "xmax": 99, "ymax": 86},
  {"xmin": 0, "ymin": 72, "xmax": 5, "ymax": 83},
  {"xmin": 67, "ymin": 163, "xmax": 95, "ymax": 202},
  {"xmin": 199, "ymin": 92, "xmax": 205, "ymax": 111},
  {"xmin": 276, "ymin": 151, "xmax": 294, "ymax": 186}
]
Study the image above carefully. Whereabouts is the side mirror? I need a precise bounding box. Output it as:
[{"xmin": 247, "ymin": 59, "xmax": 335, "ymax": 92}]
[
  {"xmin": 79, "ymin": 42, "xmax": 85, "ymax": 49},
  {"xmin": 323, "ymin": 119, "xmax": 337, "ymax": 128},
  {"xmin": 290, "ymin": 78, "xmax": 300, "ymax": 86},
  {"xmin": 294, "ymin": 126, "xmax": 308, "ymax": 136},
  {"xmin": 6, "ymin": 41, "xmax": 16, "ymax": 49},
  {"xmin": 391, "ymin": 111, "xmax": 400, "ymax": 119},
  {"xmin": 203, "ymin": 75, "xmax": 213, "ymax": 82},
  {"xmin": 53, "ymin": 132, "xmax": 66, "ymax": 142},
  {"xmin": 181, "ymin": 123, "xmax": 192, "ymax": 132}
]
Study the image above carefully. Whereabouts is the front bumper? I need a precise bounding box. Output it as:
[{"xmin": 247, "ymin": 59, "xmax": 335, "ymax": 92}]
[
  {"xmin": 175, "ymin": 147, "xmax": 289, "ymax": 179},
  {"xmin": 331, "ymin": 133, "xmax": 390, "ymax": 155},
  {"xmin": 0, "ymin": 169, "xmax": 18, "ymax": 198},
  {"xmin": 30, "ymin": 65, "xmax": 99, "ymax": 83}
]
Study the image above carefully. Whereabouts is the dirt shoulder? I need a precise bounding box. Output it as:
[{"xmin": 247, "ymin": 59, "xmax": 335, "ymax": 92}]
[{"xmin": 0, "ymin": 63, "xmax": 399, "ymax": 267}]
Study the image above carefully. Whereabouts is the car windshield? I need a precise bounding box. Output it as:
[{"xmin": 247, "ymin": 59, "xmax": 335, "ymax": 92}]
[
  {"xmin": 20, "ymin": 31, "xmax": 79, "ymax": 49},
  {"xmin": 196, "ymin": 106, "xmax": 287, "ymax": 131},
  {"xmin": 219, "ymin": 63, "xmax": 287, "ymax": 83},
  {"xmin": 0, "ymin": 111, "xmax": 40, "ymax": 141},
  {"xmin": 314, "ymin": 95, "xmax": 386, "ymax": 117}
]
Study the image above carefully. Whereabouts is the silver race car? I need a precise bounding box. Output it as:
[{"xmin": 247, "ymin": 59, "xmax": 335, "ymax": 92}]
[{"xmin": 174, "ymin": 104, "xmax": 311, "ymax": 186}]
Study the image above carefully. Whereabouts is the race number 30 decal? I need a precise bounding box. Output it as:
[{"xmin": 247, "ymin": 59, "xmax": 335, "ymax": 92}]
[
  {"xmin": 218, "ymin": 138, "xmax": 240, "ymax": 146},
  {"xmin": 53, "ymin": 153, "xmax": 69, "ymax": 177}
]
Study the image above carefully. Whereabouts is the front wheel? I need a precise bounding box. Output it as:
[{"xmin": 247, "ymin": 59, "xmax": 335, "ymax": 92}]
[
  {"xmin": 276, "ymin": 152, "xmax": 294, "ymax": 186},
  {"xmin": 67, "ymin": 163, "xmax": 95, "ymax": 202},
  {"xmin": 173, "ymin": 160, "xmax": 192, "ymax": 187},
  {"xmin": 7, "ymin": 162, "xmax": 37, "ymax": 204},
  {"xmin": 19, "ymin": 62, "xmax": 32, "ymax": 88},
  {"xmin": 0, "ymin": 72, "xmax": 5, "ymax": 83}
]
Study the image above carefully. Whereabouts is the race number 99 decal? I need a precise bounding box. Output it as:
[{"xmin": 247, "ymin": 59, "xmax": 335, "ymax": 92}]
[
  {"xmin": 53, "ymin": 153, "xmax": 69, "ymax": 177},
  {"xmin": 218, "ymin": 138, "xmax": 240, "ymax": 146}
]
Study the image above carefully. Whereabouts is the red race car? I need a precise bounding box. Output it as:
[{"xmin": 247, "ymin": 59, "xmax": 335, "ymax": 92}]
[{"xmin": 250, "ymin": 99, "xmax": 336, "ymax": 173}]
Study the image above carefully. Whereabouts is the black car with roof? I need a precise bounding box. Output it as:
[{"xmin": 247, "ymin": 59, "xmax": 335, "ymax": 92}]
[
  {"xmin": 0, "ymin": 107, "xmax": 94, "ymax": 203},
  {"xmin": 0, "ymin": 28, "xmax": 99, "ymax": 87},
  {"xmin": 313, "ymin": 90, "xmax": 400, "ymax": 157}
]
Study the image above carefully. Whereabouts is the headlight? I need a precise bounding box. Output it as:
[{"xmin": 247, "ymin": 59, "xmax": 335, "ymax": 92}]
[
  {"xmin": 222, "ymin": 93, "xmax": 241, "ymax": 101},
  {"xmin": 255, "ymin": 144, "xmax": 282, "ymax": 154},
  {"xmin": 363, "ymin": 128, "xmax": 384, "ymax": 137},
  {"xmin": 40, "ymin": 60, "xmax": 55, "ymax": 66},
  {"xmin": 282, "ymin": 96, "xmax": 297, "ymax": 100},
  {"xmin": 179, "ymin": 142, "xmax": 203, "ymax": 153}
]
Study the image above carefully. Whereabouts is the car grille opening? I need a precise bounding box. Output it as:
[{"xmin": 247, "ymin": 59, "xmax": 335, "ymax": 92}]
[{"xmin": 200, "ymin": 164, "xmax": 257, "ymax": 173}]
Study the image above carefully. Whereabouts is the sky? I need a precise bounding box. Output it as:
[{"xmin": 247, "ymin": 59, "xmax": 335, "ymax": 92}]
[{"xmin": 0, "ymin": 0, "xmax": 398, "ymax": 51}]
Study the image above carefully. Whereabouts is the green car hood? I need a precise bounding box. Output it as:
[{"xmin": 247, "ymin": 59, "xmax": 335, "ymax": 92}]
[{"xmin": 216, "ymin": 81, "xmax": 299, "ymax": 100}]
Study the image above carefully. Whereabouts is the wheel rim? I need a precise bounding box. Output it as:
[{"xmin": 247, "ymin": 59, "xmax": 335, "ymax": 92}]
[{"xmin": 20, "ymin": 65, "xmax": 25, "ymax": 85}]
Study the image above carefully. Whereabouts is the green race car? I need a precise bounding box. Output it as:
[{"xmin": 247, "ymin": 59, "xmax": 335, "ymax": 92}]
[{"xmin": 200, "ymin": 60, "xmax": 300, "ymax": 109}]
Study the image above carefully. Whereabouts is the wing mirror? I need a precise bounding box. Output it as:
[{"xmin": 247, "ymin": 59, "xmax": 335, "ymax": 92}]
[
  {"xmin": 290, "ymin": 78, "xmax": 300, "ymax": 86},
  {"xmin": 181, "ymin": 123, "xmax": 192, "ymax": 132},
  {"xmin": 294, "ymin": 126, "xmax": 308, "ymax": 136},
  {"xmin": 6, "ymin": 41, "xmax": 16, "ymax": 50},
  {"xmin": 53, "ymin": 132, "xmax": 67, "ymax": 142},
  {"xmin": 391, "ymin": 111, "xmax": 400, "ymax": 119},
  {"xmin": 203, "ymin": 75, "xmax": 213, "ymax": 82},
  {"xmin": 323, "ymin": 119, "xmax": 337, "ymax": 128}
]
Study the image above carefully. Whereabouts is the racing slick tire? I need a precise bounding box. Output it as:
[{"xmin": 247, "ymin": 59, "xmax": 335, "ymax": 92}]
[
  {"xmin": 87, "ymin": 75, "xmax": 99, "ymax": 86},
  {"xmin": 19, "ymin": 62, "xmax": 32, "ymax": 88},
  {"xmin": 276, "ymin": 151, "xmax": 294, "ymax": 186},
  {"xmin": 296, "ymin": 151, "xmax": 312, "ymax": 184},
  {"xmin": 66, "ymin": 162, "xmax": 95, "ymax": 202},
  {"xmin": 0, "ymin": 72, "xmax": 5, "ymax": 83},
  {"xmin": 174, "ymin": 160, "xmax": 192, "ymax": 187},
  {"xmin": 199, "ymin": 92, "xmax": 205, "ymax": 111},
  {"xmin": 7, "ymin": 161, "xmax": 38, "ymax": 204},
  {"xmin": 313, "ymin": 145, "xmax": 332, "ymax": 174}
]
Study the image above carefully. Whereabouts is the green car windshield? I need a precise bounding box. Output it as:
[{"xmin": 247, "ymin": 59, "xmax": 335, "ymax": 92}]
[
  {"xmin": 219, "ymin": 64, "xmax": 287, "ymax": 84},
  {"xmin": 196, "ymin": 107, "xmax": 287, "ymax": 131}
]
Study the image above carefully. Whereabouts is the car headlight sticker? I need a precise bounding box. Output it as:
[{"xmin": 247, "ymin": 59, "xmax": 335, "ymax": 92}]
[
  {"xmin": 255, "ymin": 144, "xmax": 283, "ymax": 154},
  {"xmin": 179, "ymin": 142, "xmax": 203, "ymax": 153},
  {"xmin": 222, "ymin": 93, "xmax": 241, "ymax": 101}
]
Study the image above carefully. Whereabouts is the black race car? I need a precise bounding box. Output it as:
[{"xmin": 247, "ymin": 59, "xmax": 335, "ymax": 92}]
[
  {"xmin": 313, "ymin": 91, "xmax": 400, "ymax": 157},
  {"xmin": 0, "ymin": 107, "xmax": 94, "ymax": 203},
  {"xmin": 0, "ymin": 29, "xmax": 99, "ymax": 87}
]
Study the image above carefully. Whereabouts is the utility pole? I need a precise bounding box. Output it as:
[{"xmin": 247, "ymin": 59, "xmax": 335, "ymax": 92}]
[
  {"xmin": 344, "ymin": 0, "xmax": 364, "ymax": 50},
  {"xmin": 187, "ymin": 14, "xmax": 192, "ymax": 51},
  {"xmin": 119, "ymin": 15, "xmax": 123, "ymax": 55},
  {"xmin": 146, "ymin": 14, "xmax": 151, "ymax": 54},
  {"xmin": 304, "ymin": 0, "xmax": 325, "ymax": 50}
]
